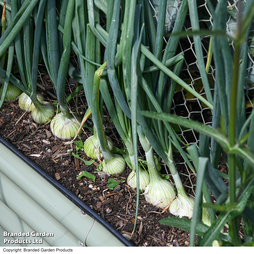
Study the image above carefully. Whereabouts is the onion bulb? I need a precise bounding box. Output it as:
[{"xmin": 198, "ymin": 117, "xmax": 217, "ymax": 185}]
[
  {"xmin": 144, "ymin": 177, "xmax": 176, "ymax": 209},
  {"xmin": 168, "ymin": 173, "xmax": 195, "ymax": 218},
  {"xmin": 138, "ymin": 130, "xmax": 175, "ymax": 209},
  {"xmin": 50, "ymin": 112, "xmax": 82, "ymax": 139},
  {"xmin": 18, "ymin": 92, "xmax": 44, "ymax": 112},
  {"xmin": 102, "ymin": 153, "xmax": 126, "ymax": 175},
  {"xmin": 84, "ymin": 135, "xmax": 114, "ymax": 160},
  {"xmin": 202, "ymin": 207, "xmax": 211, "ymax": 226},
  {"xmin": 0, "ymin": 83, "xmax": 22, "ymax": 101},
  {"xmin": 169, "ymin": 194, "xmax": 194, "ymax": 219},
  {"xmin": 127, "ymin": 168, "xmax": 150, "ymax": 190},
  {"xmin": 31, "ymin": 101, "xmax": 55, "ymax": 124}
]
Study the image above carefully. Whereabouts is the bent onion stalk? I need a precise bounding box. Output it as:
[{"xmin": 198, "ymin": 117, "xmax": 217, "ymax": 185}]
[{"xmin": 89, "ymin": 62, "xmax": 125, "ymax": 175}]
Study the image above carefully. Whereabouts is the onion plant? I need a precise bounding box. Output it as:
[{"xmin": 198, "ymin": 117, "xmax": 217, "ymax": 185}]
[
  {"xmin": 138, "ymin": 126, "xmax": 175, "ymax": 209},
  {"xmin": 49, "ymin": 0, "xmax": 82, "ymax": 139},
  {"xmin": 100, "ymin": 78, "xmax": 149, "ymax": 189},
  {"xmin": 101, "ymin": 0, "xmax": 149, "ymax": 189},
  {"xmin": 74, "ymin": 0, "xmax": 114, "ymax": 159},
  {"xmin": 87, "ymin": 62, "xmax": 126, "ymax": 175},
  {"xmin": 130, "ymin": 0, "xmax": 203, "ymax": 217}
]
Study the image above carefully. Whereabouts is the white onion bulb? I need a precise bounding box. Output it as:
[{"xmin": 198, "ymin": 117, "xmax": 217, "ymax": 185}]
[
  {"xmin": 144, "ymin": 178, "xmax": 175, "ymax": 209},
  {"xmin": 84, "ymin": 135, "xmax": 114, "ymax": 159},
  {"xmin": 50, "ymin": 112, "xmax": 82, "ymax": 139},
  {"xmin": 31, "ymin": 101, "xmax": 55, "ymax": 124},
  {"xmin": 102, "ymin": 153, "xmax": 126, "ymax": 175},
  {"xmin": 127, "ymin": 168, "xmax": 150, "ymax": 190}
]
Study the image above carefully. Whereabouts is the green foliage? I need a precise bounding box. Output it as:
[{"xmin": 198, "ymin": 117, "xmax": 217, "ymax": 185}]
[
  {"xmin": 78, "ymin": 171, "xmax": 96, "ymax": 182},
  {"xmin": 74, "ymin": 139, "xmax": 84, "ymax": 154},
  {"xmin": 107, "ymin": 178, "xmax": 123, "ymax": 190}
]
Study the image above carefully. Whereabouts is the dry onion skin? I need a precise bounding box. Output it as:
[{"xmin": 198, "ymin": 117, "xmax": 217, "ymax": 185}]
[{"xmin": 169, "ymin": 194, "xmax": 194, "ymax": 219}]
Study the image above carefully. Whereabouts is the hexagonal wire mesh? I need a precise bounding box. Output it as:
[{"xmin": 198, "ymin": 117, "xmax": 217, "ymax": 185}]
[{"xmin": 60, "ymin": 0, "xmax": 254, "ymax": 198}]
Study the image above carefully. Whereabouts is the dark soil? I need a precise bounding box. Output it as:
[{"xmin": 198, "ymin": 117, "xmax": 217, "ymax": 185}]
[{"xmin": 0, "ymin": 97, "xmax": 197, "ymax": 247}]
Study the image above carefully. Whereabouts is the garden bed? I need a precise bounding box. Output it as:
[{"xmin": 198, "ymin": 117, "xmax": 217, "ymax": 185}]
[{"xmin": 0, "ymin": 98, "xmax": 192, "ymax": 247}]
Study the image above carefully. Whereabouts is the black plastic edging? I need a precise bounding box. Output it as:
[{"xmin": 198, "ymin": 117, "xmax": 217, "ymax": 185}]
[{"xmin": 0, "ymin": 135, "xmax": 132, "ymax": 247}]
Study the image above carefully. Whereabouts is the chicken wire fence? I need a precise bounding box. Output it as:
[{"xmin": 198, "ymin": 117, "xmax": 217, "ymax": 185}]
[{"xmin": 57, "ymin": 0, "xmax": 254, "ymax": 198}]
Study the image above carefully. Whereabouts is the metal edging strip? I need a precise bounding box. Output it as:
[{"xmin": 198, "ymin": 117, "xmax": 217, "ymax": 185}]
[{"xmin": 0, "ymin": 135, "xmax": 132, "ymax": 247}]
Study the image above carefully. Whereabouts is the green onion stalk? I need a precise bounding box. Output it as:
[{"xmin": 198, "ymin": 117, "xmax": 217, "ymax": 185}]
[
  {"xmin": 138, "ymin": 126, "xmax": 175, "ymax": 209},
  {"xmin": 90, "ymin": 62, "xmax": 126, "ymax": 175},
  {"xmin": 29, "ymin": 0, "xmax": 55, "ymax": 125},
  {"xmin": 50, "ymin": 0, "xmax": 82, "ymax": 139},
  {"xmin": 99, "ymin": 0, "xmax": 149, "ymax": 188},
  {"xmin": 100, "ymin": 78, "xmax": 149, "ymax": 189},
  {"xmin": 0, "ymin": 0, "xmax": 55, "ymax": 124},
  {"xmin": 0, "ymin": 3, "xmax": 22, "ymax": 104},
  {"xmin": 74, "ymin": 1, "xmax": 114, "ymax": 160}
]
